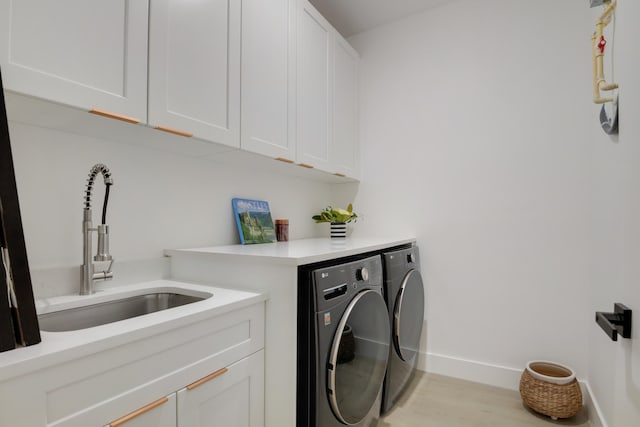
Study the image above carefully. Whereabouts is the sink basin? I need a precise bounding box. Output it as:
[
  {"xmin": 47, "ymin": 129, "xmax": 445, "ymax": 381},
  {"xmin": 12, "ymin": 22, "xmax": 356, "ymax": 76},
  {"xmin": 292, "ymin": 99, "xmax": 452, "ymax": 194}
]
[{"xmin": 38, "ymin": 292, "xmax": 209, "ymax": 332}]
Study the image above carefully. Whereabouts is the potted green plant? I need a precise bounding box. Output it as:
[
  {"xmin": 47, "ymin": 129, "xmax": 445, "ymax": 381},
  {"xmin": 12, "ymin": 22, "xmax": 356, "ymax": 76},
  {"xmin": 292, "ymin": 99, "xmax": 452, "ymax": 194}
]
[{"xmin": 312, "ymin": 204, "xmax": 357, "ymax": 238}]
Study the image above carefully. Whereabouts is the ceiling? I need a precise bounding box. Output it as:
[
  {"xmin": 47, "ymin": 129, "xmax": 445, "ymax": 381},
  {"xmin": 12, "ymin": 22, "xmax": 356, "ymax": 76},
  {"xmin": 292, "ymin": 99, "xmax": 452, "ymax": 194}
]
[{"xmin": 308, "ymin": 0, "xmax": 453, "ymax": 38}]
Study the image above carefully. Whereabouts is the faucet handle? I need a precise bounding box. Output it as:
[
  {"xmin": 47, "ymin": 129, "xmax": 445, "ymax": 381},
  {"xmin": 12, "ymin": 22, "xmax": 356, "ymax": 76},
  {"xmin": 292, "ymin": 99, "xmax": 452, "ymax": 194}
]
[
  {"xmin": 92, "ymin": 259, "xmax": 114, "ymax": 282},
  {"xmin": 94, "ymin": 224, "xmax": 113, "ymax": 262}
]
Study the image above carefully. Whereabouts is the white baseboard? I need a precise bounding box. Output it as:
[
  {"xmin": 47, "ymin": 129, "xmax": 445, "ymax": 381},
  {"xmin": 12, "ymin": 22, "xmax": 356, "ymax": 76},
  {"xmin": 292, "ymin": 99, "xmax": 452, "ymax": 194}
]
[
  {"xmin": 581, "ymin": 381, "xmax": 608, "ymax": 427},
  {"xmin": 418, "ymin": 352, "xmax": 608, "ymax": 427},
  {"xmin": 420, "ymin": 352, "xmax": 522, "ymax": 390}
]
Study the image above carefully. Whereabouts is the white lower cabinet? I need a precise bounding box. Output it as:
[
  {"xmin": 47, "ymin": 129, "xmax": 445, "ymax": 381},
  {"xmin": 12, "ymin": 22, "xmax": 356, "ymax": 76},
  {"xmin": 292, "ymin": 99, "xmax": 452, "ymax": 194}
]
[
  {"xmin": 177, "ymin": 351, "xmax": 264, "ymax": 427},
  {"xmin": 103, "ymin": 351, "xmax": 264, "ymax": 427},
  {"xmin": 104, "ymin": 394, "xmax": 177, "ymax": 427},
  {"xmin": 0, "ymin": 302, "xmax": 264, "ymax": 427}
]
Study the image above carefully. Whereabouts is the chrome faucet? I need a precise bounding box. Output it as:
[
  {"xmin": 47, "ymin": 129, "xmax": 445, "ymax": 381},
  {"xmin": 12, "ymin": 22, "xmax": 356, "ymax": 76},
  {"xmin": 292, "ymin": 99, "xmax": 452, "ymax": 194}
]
[{"xmin": 81, "ymin": 164, "xmax": 114, "ymax": 295}]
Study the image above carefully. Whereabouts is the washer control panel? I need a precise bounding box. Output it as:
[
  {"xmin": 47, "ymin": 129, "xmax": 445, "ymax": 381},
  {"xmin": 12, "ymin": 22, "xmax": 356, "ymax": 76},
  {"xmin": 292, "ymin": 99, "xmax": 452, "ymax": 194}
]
[{"xmin": 313, "ymin": 255, "xmax": 382, "ymax": 311}]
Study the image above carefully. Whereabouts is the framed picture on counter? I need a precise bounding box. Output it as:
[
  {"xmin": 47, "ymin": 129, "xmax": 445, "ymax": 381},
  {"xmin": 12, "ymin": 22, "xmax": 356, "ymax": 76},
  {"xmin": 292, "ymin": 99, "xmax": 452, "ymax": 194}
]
[{"xmin": 231, "ymin": 198, "xmax": 277, "ymax": 245}]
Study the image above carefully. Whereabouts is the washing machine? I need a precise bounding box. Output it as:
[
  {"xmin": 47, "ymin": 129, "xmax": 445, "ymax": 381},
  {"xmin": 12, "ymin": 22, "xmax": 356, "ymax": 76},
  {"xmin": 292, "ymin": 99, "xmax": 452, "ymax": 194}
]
[
  {"xmin": 297, "ymin": 254, "xmax": 390, "ymax": 427},
  {"xmin": 380, "ymin": 246, "xmax": 425, "ymax": 414}
]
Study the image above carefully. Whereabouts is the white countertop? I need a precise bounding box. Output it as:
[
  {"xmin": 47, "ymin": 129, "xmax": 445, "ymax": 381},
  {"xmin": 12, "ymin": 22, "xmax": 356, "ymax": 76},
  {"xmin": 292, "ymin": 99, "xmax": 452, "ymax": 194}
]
[
  {"xmin": 0, "ymin": 280, "xmax": 266, "ymax": 381},
  {"xmin": 164, "ymin": 236, "xmax": 416, "ymax": 266}
]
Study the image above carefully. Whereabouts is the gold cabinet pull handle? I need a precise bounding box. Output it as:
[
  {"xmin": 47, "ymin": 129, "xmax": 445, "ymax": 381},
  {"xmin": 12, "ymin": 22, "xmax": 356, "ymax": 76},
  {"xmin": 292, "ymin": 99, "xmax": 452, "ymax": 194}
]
[
  {"xmin": 298, "ymin": 163, "xmax": 314, "ymax": 169},
  {"xmin": 186, "ymin": 367, "xmax": 229, "ymax": 391},
  {"xmin": 89, "ymin": 109, "xmax": 140, "ymax": 124},
  {"xmin": 275, "ymin": 157, "xmax": 294, "ymax": 164},
  {"xmin": 109, "ymin": 396, "xmax": 169, "ymax": 427},
  {"xmin": 154, "ymin": 125, "xmax": 193, "ymax": 138},
  {"xmin": 334, "ymin": 173, "xmax": 346, "ymax": 178}
]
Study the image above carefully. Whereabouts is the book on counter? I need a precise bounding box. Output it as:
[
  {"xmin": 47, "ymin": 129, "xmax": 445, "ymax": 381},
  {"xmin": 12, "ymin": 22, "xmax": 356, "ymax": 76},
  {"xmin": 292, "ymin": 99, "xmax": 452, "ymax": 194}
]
[{"xmin": 231, "ymin": 198, "xmax": 277, "ymax": 245}]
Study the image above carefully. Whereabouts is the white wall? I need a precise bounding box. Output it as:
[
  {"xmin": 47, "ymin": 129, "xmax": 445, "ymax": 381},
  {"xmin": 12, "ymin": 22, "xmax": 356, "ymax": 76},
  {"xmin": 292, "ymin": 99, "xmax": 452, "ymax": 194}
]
[
  {"xmin": 587, "ymin": 0, "xmax": 640, "ymax": 425},
  {"xmin": 339, "ymin": 0, "xmax": 640, "ymax": 424},
  {"xmin": 8, "ymin": 120, "xmax": 330, "ymax": 297},
  {"xmin": 339, "ymin": 0, "xmax": 594, "ymax": 387}
]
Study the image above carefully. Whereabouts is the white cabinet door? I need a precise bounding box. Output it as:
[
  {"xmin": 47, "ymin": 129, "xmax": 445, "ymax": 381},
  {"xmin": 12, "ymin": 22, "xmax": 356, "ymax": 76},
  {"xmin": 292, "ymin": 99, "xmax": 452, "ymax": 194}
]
[
  {"xmin": 0, "ymin": 0, "xmax": 148, "ymax": 122},
  {"xmin": 104, "ymin": 394, "xmax": 176, "ymax": 427},
  {"xmin": 148, "ymin": 0, "xmax": 240, "ymax": 147},
  {"xmin": 297, "ymin": 1, "xmax": 361, "ymax": 178},
  {"xmin": 241, "ymin": 0, "xmax": 295, "ymax": 161},
  {"xmin": 296, "ymin": 1, "xmax": 333, "ymax": 171},
  {"xmin": 177, "ymin": 350, "xmax": 264, "ymax": 427},
  {"xmin": 332, "ymin": 37, "xmax": 360, "ymax": 179}
]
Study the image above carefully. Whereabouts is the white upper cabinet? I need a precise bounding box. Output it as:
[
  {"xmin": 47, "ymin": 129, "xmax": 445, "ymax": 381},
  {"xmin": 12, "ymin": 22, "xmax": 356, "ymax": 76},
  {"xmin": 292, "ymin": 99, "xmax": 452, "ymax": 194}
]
[
  {"xmin": 332, "ymin": 37, "xmax": 360, "ymax": 179},
  {"xmin": 297, "ymin": 1, "xmax": 333, "ymax": 171},
  {"xmin": 0, "ymin": 0, "xmax": 360, "ymax": 181},
  {"xmin": 241, "ymin": 0, "xmax": 296, "ymax": 160},
  {"xmin": 148, "ymin": 0, "xmax": 240, "ymax": 148},
  {"xmin": 0, "ymin": 0, "xmax": 149, "ymax": 122},
  {"xmin": 297, "ymin": 1, "xmax": 360, "ymax": 179}
]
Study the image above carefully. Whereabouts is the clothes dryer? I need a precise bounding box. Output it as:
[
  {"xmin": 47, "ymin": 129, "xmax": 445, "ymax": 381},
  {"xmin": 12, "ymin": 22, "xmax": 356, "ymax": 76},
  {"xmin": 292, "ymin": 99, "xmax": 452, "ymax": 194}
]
[{"xmin": 380, "ymin": 246, "xmax": 425, "ymax": 414}]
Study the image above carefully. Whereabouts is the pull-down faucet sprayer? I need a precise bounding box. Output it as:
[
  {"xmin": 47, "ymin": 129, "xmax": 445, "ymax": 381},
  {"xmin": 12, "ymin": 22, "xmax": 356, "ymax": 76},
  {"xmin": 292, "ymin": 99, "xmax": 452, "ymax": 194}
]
[{"xmin": 81, "ymin": 163, "xmax": 114, "ymax": 295}]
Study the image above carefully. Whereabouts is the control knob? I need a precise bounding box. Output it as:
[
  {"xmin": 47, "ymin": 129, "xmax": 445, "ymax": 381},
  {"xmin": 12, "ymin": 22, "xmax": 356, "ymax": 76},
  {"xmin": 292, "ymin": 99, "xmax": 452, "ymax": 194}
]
[
  {"xmin": 356, "ymin": 267, "xmax": 369, "ymax": 282},
  {"xmin": 407, "ymin": 252, "xmax": 415, "ymax": 264}
]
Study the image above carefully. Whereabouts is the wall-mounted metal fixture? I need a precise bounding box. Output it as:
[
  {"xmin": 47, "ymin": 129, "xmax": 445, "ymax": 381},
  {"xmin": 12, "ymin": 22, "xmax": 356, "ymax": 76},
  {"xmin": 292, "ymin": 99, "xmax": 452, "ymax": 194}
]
[
  {"xmin": 596, "ymin": 303, "xmax": 632, "ymax": 341},
  {"xmin": 591, "ymin": 0, "xmax": 618, "ymax": 105},
  {"xmin": 591, "ymin": 0, "xmax": 619, "ymax": 135}
]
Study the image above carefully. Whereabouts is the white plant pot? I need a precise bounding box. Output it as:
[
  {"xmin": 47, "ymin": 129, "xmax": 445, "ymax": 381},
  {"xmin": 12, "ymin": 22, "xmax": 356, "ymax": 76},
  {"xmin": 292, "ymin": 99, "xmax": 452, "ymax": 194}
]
[{"xmin": 330, "ymin": 222, "xmax": 347, "ymax": 238}]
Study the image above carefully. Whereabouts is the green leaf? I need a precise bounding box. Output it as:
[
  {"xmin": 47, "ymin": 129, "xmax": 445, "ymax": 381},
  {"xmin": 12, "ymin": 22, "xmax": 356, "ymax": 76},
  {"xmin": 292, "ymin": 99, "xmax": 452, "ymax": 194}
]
[{"xmin": 312, "ymin": 204, "xmax": 358, "ymax": 224}]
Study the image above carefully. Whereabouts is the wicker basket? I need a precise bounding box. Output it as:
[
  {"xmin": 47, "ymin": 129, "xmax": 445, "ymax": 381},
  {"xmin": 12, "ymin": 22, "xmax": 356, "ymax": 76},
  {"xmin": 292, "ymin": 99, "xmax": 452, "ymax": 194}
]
[{"xmin": 519, "ymin": 361, "xmax": 583, "ymax": 420}]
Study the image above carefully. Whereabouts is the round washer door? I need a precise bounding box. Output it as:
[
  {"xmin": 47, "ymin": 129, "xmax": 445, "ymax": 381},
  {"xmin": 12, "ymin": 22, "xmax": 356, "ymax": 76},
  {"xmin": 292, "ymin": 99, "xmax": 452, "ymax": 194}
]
[
  {"xmin": 327, "ymin": 289, "xmax": 390, "ymax": 425},
  {"xmin": 393, "ymin": 269, "xmax": 425, "ymax": 362}
]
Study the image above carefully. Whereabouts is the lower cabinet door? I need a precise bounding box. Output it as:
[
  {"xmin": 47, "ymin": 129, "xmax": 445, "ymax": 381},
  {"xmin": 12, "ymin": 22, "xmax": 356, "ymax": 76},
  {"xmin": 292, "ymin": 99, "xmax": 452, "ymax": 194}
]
[
  {"xmin": 104, "ymin": 394, "xmax": 176, "ymax": 427},
  {"xmin": 177, "ymin": 350, "xmax": 264, "ymax": 427}
]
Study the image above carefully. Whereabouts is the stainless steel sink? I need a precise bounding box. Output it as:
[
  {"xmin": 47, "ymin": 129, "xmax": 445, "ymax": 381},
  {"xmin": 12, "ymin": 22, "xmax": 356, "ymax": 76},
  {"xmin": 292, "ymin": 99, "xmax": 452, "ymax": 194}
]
[{"xmin": 38, "ymin": 292, "xmax": 209, "ymax": 332}]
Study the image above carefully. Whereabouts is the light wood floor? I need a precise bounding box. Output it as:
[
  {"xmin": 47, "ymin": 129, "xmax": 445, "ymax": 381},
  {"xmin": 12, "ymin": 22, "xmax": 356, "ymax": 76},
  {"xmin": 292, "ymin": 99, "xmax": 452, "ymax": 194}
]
[{"xmin": 380, "ymin": 372, "xmax": 590, "ymax": 427}]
